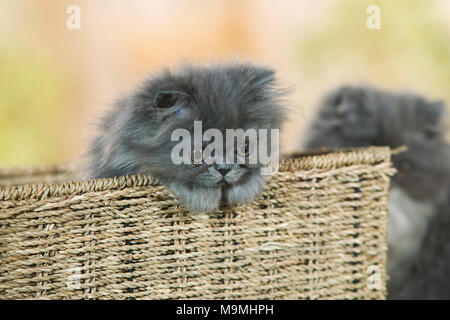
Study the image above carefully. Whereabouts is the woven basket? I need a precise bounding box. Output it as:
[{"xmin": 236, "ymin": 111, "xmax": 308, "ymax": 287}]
[{"xmin": 0, "ymin": 147, "xmax": 394, "ymax": 300}]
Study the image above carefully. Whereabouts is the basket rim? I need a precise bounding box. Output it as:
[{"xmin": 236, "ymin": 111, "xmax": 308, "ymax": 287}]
[{"xmin": 0, "ymin": 146, "xmax": 392, "ymax": 201}]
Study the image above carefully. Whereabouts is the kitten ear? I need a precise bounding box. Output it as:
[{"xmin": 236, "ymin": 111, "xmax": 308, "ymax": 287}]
[
  {"xmin": 330, "ymin": 91, "xmax": 343, "ymax": 106},
  {"xmin": 153, "ymin": 90, "xmax": 188, "ymax": 109},
  {"xmin": 246, "ymin": 65, "xmax": 276, "ymax": 87},
  {"xmin": 327, "ymin": 86, "xmax": 353, "ymax": 107},
  {"xmin": 256, "ymin": 67, "xmax": 275, "ymax": 82},
  {"xmin": 334, "ymin": 96, "xmax": 363, "ymax": 122},
  {"xmin": 153, "ymin": 90, "xmax": 191, "ymax": 120}
]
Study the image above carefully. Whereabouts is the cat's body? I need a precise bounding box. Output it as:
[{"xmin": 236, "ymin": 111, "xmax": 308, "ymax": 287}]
[
  {"xmin": 303, "ymin": 85, "xmax": 450, "ymax": 299},
  {"xmin": 387, "ymin": 186, "xmax": 438, "ymax": 297},
  {"xmin": 393, "ymin": 187, "xmax": 450, "ymax": 299},
  {"xmin": 85, "ymin": 62, "xmax": 286, "ymax": 213}
]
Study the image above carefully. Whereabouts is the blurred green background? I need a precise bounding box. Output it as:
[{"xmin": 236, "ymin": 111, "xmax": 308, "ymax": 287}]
[
  {"xmin": 0, "ymin": 48, "xmax": 69, "ymax": 166},
  {"xmin": 0, "ymin": 0, "xmax": 449, "ymax": 167}
]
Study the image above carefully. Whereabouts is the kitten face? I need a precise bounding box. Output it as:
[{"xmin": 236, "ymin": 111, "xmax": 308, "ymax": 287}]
[
  {"xmin": 304, "ymin": 85, "xmax": 450, "ymax": 202},
  {"xmin": 86, "ymin": 62, "xmax": 286, "ymax": 212}
]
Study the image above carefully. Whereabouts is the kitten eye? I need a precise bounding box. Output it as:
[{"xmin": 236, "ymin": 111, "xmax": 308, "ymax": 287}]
[
  {"xmin": 237, "ymin": 140, "xmax": 251, "ymax": 157},
  {"xmin": 398, "ymin": 160, "xmax": 410, "ymax": 175},
  {"xmin": 154, "ymin": 91, "xmax": 178, "ymax": 109},
  {"xmin": 191, "ymin": 149, "xmax": 204, "ymax": 166}
]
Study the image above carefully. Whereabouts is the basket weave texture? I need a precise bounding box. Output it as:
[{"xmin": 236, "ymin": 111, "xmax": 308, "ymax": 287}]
[{"xmin": 0, "ymin": 147, "xmax": 394, "ymax": 299}]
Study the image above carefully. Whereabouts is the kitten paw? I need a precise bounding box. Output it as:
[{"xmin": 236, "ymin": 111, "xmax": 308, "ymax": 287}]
[
  {"xmin": 169, "ymin": 182, "xmax": 222, "ymax": 213},
  {"xmin": 226, "ymin": 174, "xmax": 266, "ymax": 206}
]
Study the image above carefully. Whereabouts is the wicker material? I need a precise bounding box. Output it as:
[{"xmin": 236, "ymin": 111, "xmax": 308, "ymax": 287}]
[{"xmin": 0, "ymin": 147, "xmax": 394, "ymax": 299}]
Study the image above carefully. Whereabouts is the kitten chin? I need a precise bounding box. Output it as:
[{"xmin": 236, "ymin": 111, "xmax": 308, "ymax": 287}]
[
  {"xmin": 166, "ymin": 173, "xmax": 267, "ymax": 213},
  {"xmin": 168, "ymin": 182, "xmax": 223, "ymax": 213},
  {"xmin": 225, "ymin": 173, "xmax": 266, "ymax": 206}
]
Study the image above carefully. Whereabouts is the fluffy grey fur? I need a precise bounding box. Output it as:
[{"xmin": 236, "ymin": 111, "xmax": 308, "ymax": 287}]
[
  {"xmin": 303, "ymin": 85, "xmax": 450, "ymax": 299},
  {"xmin": 85, "ymin": 61, "xmax": 286, "ymax": 213},
  {"xmin": 393, "ymin": 188, "xmax": 450, "ymax": 299}
]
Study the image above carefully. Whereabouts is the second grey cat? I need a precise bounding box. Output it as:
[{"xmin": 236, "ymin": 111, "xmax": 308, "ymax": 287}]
[{"xmin": 303, "ymin": 85, "xmax": 450, "ymax": 299}]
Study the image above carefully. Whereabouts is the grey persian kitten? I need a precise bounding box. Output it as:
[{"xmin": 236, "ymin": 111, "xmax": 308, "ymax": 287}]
[
  {"xmin": 303, "ymin": 85, "xmax": 450, "ymax": 299},
  {"xmin": 85, "ymin": 62, "xmax": 286, "ymax": 213}
]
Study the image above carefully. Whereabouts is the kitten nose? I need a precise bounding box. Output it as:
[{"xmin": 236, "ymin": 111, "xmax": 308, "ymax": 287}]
[{"xmin": 217, "ymin": 168, "xmax": 231, "ymax": 176}]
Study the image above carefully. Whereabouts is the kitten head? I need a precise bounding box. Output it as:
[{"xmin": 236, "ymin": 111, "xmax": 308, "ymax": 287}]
[
  {"xmin": 305, "ymin": 85, "xmax": 450, "ymax": 201},
  {"xmin": 87, "ymin": 62, "xmax": 286, "ymax": 212}
]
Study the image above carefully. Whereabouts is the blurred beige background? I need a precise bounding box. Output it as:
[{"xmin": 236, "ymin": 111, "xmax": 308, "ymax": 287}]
[{"xmin": 0, "ymin": 0, "xmax": 449, "ymax": 167}]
